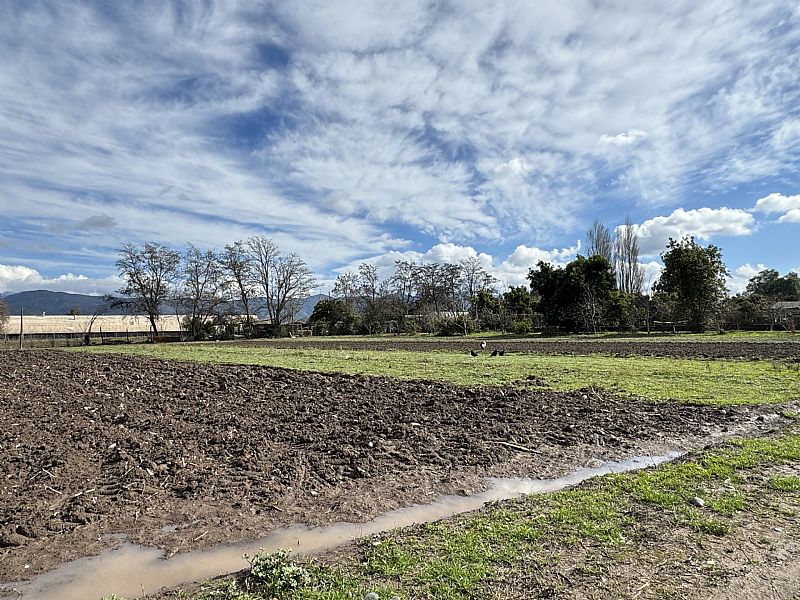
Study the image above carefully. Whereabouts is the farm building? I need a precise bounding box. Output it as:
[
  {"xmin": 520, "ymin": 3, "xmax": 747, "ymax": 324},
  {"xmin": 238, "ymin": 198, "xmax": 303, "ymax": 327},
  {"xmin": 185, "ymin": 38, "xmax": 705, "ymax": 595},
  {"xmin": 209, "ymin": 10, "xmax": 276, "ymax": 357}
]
[
  {"xmin": 770, "ymin": 301, "xmax": 800, "ymax": 327},
  {"xmin": 1, "ymin": 314, "xmax": 183, "ymax": 336}
]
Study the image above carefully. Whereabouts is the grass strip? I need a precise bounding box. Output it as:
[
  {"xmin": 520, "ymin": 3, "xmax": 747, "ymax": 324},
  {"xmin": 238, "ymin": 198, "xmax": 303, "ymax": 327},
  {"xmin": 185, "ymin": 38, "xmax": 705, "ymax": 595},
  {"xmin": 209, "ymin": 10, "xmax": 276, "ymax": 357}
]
[{"xmin": 75, "ymin": 344, "xmax": 800, "ymax": 405}]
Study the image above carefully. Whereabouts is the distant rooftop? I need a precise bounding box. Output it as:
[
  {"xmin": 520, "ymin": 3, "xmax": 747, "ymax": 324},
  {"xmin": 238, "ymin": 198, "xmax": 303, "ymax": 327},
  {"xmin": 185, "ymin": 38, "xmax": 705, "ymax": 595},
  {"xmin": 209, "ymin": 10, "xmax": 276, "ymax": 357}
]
[{"xmin": 770, "ymin": 301, "xmax": 800, "ymax": 310}]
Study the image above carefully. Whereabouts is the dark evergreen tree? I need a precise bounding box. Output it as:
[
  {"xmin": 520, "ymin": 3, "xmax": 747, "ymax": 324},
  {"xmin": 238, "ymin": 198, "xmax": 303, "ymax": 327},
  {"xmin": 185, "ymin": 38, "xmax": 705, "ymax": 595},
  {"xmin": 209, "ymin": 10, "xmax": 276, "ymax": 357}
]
[{"xmin": 654, "ymin": 237, "xmax": 728, "ymax": 331}]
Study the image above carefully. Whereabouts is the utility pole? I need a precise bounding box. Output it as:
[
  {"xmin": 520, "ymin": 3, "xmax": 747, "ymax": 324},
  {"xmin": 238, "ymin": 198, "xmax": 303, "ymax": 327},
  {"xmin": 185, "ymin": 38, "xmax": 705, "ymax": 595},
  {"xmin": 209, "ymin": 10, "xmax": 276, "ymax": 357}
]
[{"xmin": 18, "ymin": 307, "xmax": 23, "ymax": 350}]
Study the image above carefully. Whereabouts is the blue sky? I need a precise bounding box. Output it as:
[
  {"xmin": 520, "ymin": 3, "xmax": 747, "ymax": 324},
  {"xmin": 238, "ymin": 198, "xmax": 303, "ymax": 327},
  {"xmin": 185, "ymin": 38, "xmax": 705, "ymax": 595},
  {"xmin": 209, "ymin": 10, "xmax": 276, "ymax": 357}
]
[{"xmin": 1, "ymin": 1, "xmax": 799, "ymax": 296}]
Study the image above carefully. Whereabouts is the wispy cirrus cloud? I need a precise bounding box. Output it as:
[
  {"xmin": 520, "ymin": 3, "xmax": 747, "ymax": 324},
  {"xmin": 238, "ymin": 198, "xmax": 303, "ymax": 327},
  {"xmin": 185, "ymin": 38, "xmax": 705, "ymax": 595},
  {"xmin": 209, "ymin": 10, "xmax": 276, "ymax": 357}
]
[
  {"xmin": 1, "ymin": 1, "xmax": 800, "ymax": 286},
  {"xmin": 0, "ymin": 3, "xmax": 404, "ymax": 272}
]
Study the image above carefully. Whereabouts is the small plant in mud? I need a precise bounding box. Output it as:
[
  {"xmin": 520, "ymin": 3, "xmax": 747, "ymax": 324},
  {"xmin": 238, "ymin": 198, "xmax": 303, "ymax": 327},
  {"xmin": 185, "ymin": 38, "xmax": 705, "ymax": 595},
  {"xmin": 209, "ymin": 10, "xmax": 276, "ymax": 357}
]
[{"xmin": 244, "ymin": 548, "xmax": 312, "ymax": 597}]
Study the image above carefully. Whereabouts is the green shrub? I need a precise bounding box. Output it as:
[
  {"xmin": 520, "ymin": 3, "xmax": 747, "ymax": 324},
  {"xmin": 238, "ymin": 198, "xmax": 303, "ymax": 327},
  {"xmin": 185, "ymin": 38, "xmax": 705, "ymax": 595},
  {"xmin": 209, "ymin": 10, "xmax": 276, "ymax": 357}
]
[
  {"xmin": 509, "ymin": 319, "xmax": 533, "ymax": 335},
  {"xmin": 435, "ymin": 316, "xmax": 477, "ymax": 336},
  {"xmin": 244, "ymin": 548, "xmax": 312, "ymax": 597}
]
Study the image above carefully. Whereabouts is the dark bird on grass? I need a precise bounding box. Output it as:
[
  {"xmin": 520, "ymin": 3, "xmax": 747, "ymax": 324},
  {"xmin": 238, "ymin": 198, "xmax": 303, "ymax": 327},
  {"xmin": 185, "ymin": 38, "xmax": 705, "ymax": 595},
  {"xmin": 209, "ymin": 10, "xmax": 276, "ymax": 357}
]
[
  {"xmin": 470, "ymin": 350, "xmax": 479, "ymax": 357},
  {"xmin": 499, "ymin": 350, "xmax": 505, "ymax": 356},
  {"xmin": 490, "ymin": 349, "xmax": 498, "ymax": 357},
  {"xmin": 480, "ymin": 341, "xmax": 487, "ymax": 350}
]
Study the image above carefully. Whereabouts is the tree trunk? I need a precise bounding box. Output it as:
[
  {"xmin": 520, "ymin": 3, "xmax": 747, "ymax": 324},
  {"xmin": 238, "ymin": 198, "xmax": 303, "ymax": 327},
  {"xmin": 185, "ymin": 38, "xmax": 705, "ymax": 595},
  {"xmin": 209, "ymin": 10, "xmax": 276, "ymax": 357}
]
[{"xmin": 149, "ymin": 314, "xmax": 159, "ymax": 340}]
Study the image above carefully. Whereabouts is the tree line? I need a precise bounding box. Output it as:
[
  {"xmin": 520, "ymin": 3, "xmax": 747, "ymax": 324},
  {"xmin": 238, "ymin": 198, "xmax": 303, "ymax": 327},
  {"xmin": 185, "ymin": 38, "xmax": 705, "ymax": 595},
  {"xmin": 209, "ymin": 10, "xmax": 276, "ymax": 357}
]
[
  {"xmin": 310, "ymin": 219, "xmax": 648, "ymax": 335},
  {"xmin": 112, "ymin": 237, "xmax": 316, "ymax": 339},
  {"xmin": 3, "ymin": 226, "xmax": 796, "ymax": 339},
  {"xmin": 311, "ymin": 221, "xmax": 799, "ymax": 335},
  {"xmin": 527, "ymin": 229, "xmax": 797, "ymax": 334},
  {"xmin": 309, "ymin": 257, "xmax": 498, "ymax": 335}
]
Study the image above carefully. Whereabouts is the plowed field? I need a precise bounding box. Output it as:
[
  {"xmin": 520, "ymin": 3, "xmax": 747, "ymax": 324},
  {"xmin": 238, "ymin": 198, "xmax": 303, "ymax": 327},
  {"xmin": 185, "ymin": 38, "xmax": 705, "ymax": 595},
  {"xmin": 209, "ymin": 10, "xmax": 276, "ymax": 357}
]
[{"xmin": 0, "ymin": 350, "xmax": 794, "ymax": 584}]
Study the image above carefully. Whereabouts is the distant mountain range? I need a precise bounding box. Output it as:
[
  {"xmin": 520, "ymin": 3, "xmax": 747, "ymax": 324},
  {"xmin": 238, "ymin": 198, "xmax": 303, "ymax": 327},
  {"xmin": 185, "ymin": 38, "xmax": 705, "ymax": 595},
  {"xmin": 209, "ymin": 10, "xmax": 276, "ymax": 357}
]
[
  {"xmin": 2, "ymin": 291, "xmax": 126, "ymax": 316},
  {"xmin": 2, "ymin": 290, "xmax": 327, "ymax": 321}
]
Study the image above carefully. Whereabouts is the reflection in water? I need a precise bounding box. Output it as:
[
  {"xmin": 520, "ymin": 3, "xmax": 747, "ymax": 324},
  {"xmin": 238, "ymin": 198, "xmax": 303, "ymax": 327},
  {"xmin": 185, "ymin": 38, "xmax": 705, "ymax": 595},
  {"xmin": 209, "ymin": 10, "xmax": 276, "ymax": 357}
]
[{"xmin": 4, "ymin": 452, "xmax": 682, "ymax": 600}]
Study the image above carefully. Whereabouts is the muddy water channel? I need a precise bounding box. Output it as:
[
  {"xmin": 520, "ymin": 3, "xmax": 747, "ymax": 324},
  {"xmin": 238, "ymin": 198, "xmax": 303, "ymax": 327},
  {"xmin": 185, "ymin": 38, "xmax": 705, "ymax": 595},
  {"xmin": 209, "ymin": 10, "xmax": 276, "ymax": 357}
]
[{"xmin": 5, "ymin": 453, "xmax": 682, "ymax": 600}]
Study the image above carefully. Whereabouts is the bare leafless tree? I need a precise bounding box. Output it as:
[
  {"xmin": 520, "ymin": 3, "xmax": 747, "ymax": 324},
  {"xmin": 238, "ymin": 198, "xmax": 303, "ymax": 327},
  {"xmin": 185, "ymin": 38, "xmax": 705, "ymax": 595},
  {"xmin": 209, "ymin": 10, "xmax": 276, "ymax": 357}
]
[
  {"xmin": 358, "ymin": 263, "xmax": 379, "ymax": 305},
  {"xmin": 459, "ymin": 256, "xmax": 496, "ymax": 317},
  {"xmin": 586, "ymin": 220, "xmax": 614, "ymax": 265},
  {"xmin": 275, "ymin": 252, "xmax": 317, "ymax": 333},
  {"xmin": 115, "ymin": 242, "xmax": 181, "ymax": 337},
  {"xmin": 614, "ymin": 216, "xmax": 645, "ymax": 295},
  {"xmin": 219, "ymin": 240, "xmax": 256, "ymax": 333},
  {"xmin": 391, "ymin": 260, "xmax": 416, "ymax": 306},
  {"xmin": 441, "ymin": 263, "xmax": 464, "ymax": 316},
  {"xmin": 332, "ymin": 271, "xmax": 360, "ymax": 309},
  {"xmin": 0, "ymin": 298, "xmax": 9, "ymax": 332},
  {"xmin": 248, "ymin": 236, "xmax": 316, "ymax": 335},
  {"xmin": 355, "ymin": 263, "xmax": 388, "ymax": 334},
  {"xmin": 413, "ymin": 263, "xmax": 443, "ymax": 314},
  {"xmin": 579, "ymin": 283, "xmax": 602, "ymax": 334},
  {"xmin": 80, "ymin": 299, "xmax": 113, "ymax": 344},
  {"xmin": 180, "ymin": 245, "xmax": 227, "ymax": 340},
  {"xmin": 412, "ymin": 262, "xmax": 464, "ymax": 318},
  {"xmin": 248, "ymin": 235, "xmax": 280, "ymax": 326},
  {"xmin": 355, "ymin": 263, "xmax": 382, "ymax": 332}
]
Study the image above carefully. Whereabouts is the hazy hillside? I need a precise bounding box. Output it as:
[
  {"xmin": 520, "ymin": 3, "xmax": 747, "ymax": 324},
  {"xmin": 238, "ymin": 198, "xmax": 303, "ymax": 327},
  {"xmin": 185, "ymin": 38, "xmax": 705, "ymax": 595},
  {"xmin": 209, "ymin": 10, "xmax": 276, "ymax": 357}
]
[
  {"xmin": 2, "ymin": 291, "xmax": 126, "ymax": 316},
  {"xmin": 293, "ymin": 293, "xmax": 326, "ymax": 321}
]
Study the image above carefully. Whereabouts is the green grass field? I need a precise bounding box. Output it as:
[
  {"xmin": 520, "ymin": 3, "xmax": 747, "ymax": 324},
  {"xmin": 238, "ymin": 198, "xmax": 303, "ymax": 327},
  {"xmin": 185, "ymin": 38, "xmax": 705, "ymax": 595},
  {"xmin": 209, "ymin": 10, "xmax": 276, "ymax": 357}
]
[{"xmin": 75, "ymin": 343, "xmax": 800, "ymax": 405}]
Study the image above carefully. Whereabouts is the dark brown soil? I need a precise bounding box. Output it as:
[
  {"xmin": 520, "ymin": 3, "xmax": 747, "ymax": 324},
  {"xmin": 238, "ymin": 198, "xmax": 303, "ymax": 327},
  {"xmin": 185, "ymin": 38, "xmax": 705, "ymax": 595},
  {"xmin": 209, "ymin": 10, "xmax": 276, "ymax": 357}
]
[
  {"xmin": 236, "ymin": 338, "xmax": 800, "ymax": 361},
  {"xmin": 0, "ymin": 350, "xmax": 793, "ymax": 585}
]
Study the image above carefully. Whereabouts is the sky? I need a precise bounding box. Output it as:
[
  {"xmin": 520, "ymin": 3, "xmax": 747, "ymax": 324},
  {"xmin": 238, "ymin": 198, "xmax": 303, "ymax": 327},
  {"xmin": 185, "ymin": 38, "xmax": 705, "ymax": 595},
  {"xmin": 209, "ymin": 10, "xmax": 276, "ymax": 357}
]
[{"xmin": 1, "ymin": 0, "xmax": 799, "ymax": 297}]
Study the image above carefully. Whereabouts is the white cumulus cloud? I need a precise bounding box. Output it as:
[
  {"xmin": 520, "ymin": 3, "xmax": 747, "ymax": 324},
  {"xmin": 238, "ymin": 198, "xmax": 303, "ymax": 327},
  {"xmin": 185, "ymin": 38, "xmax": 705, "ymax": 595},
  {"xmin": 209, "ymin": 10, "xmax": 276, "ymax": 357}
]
[
  {"xmin": 632, "ymin": 207, "xmax": 756, "ymax": 256},
  {"xmin": 494, "ymin": 241, "xmax": 582, "ymax": 288},
  {"xmin": 726, "ymin": 263, "xmax": 768, "ymax": 295},
  {"xmin": 640, "ymin": 261, "xmax": 664, "ymax": 293},
  {"xmin": 502, "ymin": 242, "xmax": 582, "ymax": 268},
  {"xmin": 0, "ymin": 264, "xmax": 120, "ymax": 296},
  {"xmin": 752, "ymin": 193, "xmax": 800, "ymax": 222}
]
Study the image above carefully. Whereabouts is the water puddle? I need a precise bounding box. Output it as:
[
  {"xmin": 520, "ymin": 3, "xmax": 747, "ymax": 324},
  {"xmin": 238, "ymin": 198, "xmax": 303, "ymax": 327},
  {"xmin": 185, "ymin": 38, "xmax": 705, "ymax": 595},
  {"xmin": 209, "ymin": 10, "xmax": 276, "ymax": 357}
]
[{"xmin": 4, "ymin": 452, "xmax": 683, "ymax": 600}]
